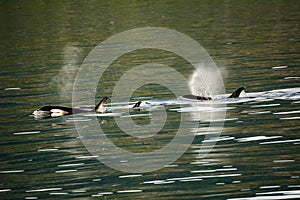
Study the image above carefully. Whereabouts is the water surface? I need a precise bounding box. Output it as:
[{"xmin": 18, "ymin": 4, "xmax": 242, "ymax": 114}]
[{"xmin": 1, "ymin": 1, "xmax": 300, "ymax": 199}]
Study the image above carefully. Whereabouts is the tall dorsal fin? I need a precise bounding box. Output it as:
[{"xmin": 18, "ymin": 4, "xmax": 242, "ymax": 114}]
[
  {"xmin": 228, "ymin": 87, "xmax": 245, "ymax": 98},
  {"xmin": 132, "ymin": 101, "xmax": 142, "ymax": 108},
  {"xmin": 95, "ymin": 96, "xmax": 109, "ymax": 113}
]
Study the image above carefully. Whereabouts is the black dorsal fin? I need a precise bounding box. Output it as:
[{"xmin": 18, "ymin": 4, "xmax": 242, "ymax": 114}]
[
  {"xmin": 132, "ymin": 101, "xmax": 142, "ymax": 108},
  {"xmin": 228, "ymin": 87, "xmax": 246, "ymax": 98},
  {"xmin": 95, "ymin": 96, "xmax": 109, "ymax": 113}
]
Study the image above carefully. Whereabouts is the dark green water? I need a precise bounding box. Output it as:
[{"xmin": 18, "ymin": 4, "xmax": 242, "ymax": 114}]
[{"xmin": 1, "ymin": 1, "xmax": 300, "ymax": 199}]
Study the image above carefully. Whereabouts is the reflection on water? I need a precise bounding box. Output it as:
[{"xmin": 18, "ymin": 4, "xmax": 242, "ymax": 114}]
[{"xmin": 1, "ymin": 1, "xmax": 300, "ymax": 199}]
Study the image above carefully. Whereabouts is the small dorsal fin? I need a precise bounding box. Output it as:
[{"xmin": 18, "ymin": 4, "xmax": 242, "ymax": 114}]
[
  {"xmin": 132, "ymin": 101, "xmax": 142, "ymax": 108},
  {"xmin": 95, "ymin": 96, "xmax": 109, "ymax": 113},
  {"xmin": 228, "ymin": 87, "xmax": 245, "ymax": 98}
]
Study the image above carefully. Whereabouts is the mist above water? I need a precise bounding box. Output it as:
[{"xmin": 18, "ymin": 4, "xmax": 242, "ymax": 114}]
[
  {"xmin": 52, "ymin": 46, "xmax": 81, "ymax": 100},
  {"xmin": 188, "ymin": 63, "xmax": 225, "ymax": 98}
]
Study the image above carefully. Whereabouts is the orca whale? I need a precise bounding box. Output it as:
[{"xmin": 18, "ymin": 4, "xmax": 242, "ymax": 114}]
[
  {"xmin": 228, "ymin": 87, "xmax": 246, "ymax": 98},
  {"xmin": 33, "ymin": 96, "xmax": 109, "ymax": 118},
  {"xmin": 33, "ymin": 87, "xmax": 245, "ymax": 118},
  {"xmin": 181, "ymin": 87, "xmax": 245, "ymax": 100}
]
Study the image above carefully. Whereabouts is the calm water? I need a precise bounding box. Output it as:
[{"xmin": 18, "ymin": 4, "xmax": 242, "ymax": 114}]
[{"xmin": 1, "ymin": 1, "xmax": 300, "ymax": 199}]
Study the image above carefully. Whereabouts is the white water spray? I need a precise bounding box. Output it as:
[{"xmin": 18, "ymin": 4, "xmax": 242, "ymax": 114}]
[
  {"xmin": 52, "ymin": 46, "xmax": 81, "ymax": 100},
  {"xmin": 188, "ymin": 63, "xmax": 225, "ymax": 98}
]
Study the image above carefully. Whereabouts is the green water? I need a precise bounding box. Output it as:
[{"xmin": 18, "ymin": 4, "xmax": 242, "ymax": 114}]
[{"xmin": 1, "ymin": 1, "xmax": 300, "ymax": 199}]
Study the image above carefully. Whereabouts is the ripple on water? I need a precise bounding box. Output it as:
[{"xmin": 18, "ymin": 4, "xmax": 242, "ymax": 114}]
[
  {"xmin": 259, "ymin": 185, "xmax": 281, "ymax": 189},
  {"xmin": 166, "ymin": 173, "xmax": 242, "ymax": 182},
  {"xmin": 256, "ymin": 189, "xmax": 300, "ymax": 196},
  {"xmin": 91, "ymin": 192, "xmax": 113, "ymax": 197},
  {"xmin": 38, "ymin": 148, "xmax": 59, "ymax": 152},
  {"xmin": 260, "ymin": 139, "xmax": 300, "ymax": 145},
  {"xmin": 119, "ymin": 174, "xmax": 143, "ymax": 178},
  {"xmin": 274, "ymin": 110, "xmax": 300, "ymax": 115},
  {"xmin": 191, "ymin": 167, "xmax": 237, "ymax": 173},
  {"xmin": 25, "ymin": 197, "xmax": 38, "ymax": 200},
  {"xmin": 57, "ymin": 163, "xmax": 85, "ymax": 167},
  {"xmin": 272, "ymin": 65, "xmax": 288, "ymax": 69},
  {"xmin": 13, "ymin": 131, "xmax": 41, "ymax": 135},
  {"xmin": 3, "ymin": 87, "xmax": 21, "ymax": 91},
  {"xmin": 116, "ymin": 190, "xmax": 143, "ymax": 194},
  {"xmin": 0, "ymin": 170, "xmax": 24, "ymax": 174},
  {"xmin": 55, "ymin": 169, "xmax": 78, "ymax": 173},
  {"xmin": 279, "ymin": 117, "xmax": 300, "ymax": 120},
  {"xmin": 236, "ymin": 136, "xmax": 283, "ymax": 142},
  {"xmin": 250, "ymin": 104, "xmax": 281, "ymax": 108},
  {"xmin": 49, "ymin": 192, "xmax": 69, "ymax": 195},
  {"xmin": 0, "ymin": 189, "xmax": 12, "ymax": 192},
  {"xmin": 25, "ymin": 188, "xmax": 62, "ymax": 193}
]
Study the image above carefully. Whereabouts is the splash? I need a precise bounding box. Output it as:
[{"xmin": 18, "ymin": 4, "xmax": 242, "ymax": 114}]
[
  {"xmin": 52, "ymin": 46, "xmax": 81, "ymax": 100},
  {"xmin": 188, "ymin": 63, "xmax": 225, "ymax": 97}
]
